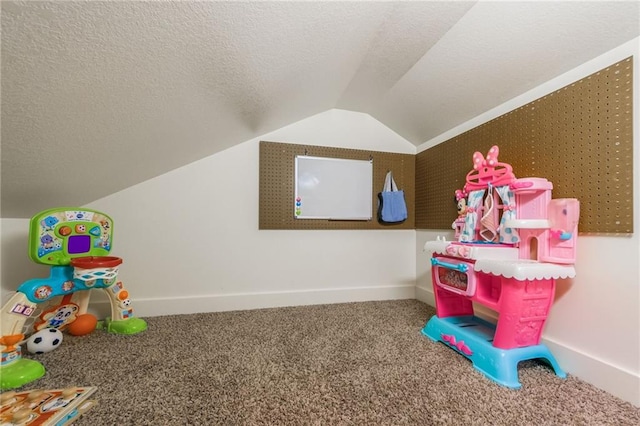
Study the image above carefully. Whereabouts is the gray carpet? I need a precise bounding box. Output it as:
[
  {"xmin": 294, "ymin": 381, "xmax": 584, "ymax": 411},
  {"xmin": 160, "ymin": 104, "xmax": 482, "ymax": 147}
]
[{"xmin": 12, "ymin": 300, "xmax": 640, "ymax": 425}]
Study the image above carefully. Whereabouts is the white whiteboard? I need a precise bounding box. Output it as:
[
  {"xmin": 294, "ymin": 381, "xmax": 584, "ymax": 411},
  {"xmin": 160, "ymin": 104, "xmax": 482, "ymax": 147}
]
[{"xmin": 294, "ymin": 156, "xmax": 373, "ymax": 220}]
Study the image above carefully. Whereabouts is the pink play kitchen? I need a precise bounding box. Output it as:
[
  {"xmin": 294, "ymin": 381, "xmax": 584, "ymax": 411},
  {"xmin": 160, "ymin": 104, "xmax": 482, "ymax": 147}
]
[{"xmin": 422, "ymin": 145, "xmax": 580, "ymax": 388}]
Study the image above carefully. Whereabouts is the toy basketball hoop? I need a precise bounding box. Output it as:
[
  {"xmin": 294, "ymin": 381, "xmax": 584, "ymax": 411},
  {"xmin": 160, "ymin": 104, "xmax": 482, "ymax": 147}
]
[{"xmin": 71, "ymin": 256, "xmax": 122, "ymax": 282}]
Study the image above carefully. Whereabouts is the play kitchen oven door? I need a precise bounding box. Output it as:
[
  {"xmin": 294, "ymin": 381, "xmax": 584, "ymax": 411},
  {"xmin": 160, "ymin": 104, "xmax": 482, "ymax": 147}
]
[{"xmin": 430, "ymin": 256, "xmax": 477, "ymax": 297}]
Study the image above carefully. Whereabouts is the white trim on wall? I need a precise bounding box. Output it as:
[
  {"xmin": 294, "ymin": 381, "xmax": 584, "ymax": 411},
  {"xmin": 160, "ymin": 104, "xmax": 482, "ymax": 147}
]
[{"xmin": 89, "ymin": 285, "xmax": 417, "ymax": 319}]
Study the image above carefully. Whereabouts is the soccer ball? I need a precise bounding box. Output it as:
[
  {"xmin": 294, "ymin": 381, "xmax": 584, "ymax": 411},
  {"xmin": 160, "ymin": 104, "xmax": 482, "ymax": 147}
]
[{"xmin": 26, "ymin": 328, "xmax": 63, "ymax": 354}]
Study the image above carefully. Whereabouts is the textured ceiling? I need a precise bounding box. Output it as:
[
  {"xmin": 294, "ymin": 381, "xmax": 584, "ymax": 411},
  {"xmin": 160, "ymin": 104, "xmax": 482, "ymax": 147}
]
[{"xmin": 2, "ymin": 1, "xmax": 639, "ymax": 218}]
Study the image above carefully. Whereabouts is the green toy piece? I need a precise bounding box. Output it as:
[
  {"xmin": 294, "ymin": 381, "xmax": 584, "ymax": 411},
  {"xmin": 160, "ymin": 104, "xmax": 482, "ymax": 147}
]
[{"xmin": 0, "ymin": 358, "xmax": 45, "ymax": 391}]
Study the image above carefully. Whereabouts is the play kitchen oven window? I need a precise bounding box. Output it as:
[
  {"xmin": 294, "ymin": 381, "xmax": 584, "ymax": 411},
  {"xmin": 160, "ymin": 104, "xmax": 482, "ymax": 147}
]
[{"xmin": 431, "ymin": 256, "xmax": 476, "ymax": 297}]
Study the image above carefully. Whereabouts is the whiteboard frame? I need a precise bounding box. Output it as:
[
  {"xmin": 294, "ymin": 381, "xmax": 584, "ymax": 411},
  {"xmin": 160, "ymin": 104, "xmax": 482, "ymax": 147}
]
[{"xmin": 294, "ymin": 155, "xmax": 373, "ymax": 220}]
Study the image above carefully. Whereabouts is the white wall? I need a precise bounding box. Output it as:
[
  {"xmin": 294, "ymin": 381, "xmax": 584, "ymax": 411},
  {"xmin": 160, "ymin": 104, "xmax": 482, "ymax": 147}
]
[
  {"xmin": 1, "ymin": 219, "xmax": 42, "ymax": 302},
  {"xmin": 416, "ymin": 38, "xmax": 640, "ymax": 406},
  {"xmin": 77, "ymin": 109, "xmax": 416, "ymax": 316},
  {"xmin": 1, "ymin": 110, "xmax": 417, "ymax": 312}
]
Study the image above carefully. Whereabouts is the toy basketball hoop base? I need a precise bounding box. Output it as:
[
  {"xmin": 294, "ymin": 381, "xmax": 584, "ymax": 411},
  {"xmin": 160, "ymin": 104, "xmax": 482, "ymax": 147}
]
[
  {"xmin": 99, "ymin": 317, "xmax": 148, "ymax": 335},
  {"xmin": 71, "ymin": 256, "xmax": 122, "ymax": 282},
  {"xmin": 0, "ymin": 356, "xmax": 46, "ymax": 391}
]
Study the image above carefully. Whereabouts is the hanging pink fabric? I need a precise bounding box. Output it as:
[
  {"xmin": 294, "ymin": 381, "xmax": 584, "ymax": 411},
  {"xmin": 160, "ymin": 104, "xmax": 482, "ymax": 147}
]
[{"xmin": 480, "ymin": 185, "xmax": 498, "ymax": 242}]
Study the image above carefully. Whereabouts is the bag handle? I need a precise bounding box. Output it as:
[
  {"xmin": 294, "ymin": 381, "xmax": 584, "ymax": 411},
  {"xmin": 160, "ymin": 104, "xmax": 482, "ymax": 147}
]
[{"xmin": 384, "ymin": 171, "xmax": 398, "ymax": 192}]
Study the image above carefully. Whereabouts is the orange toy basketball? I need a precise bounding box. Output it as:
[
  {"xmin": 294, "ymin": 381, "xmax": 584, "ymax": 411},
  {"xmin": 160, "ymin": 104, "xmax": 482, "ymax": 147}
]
[{"xmin": 67, "ymin": 314, "xmax": 98, "ymax": 336}]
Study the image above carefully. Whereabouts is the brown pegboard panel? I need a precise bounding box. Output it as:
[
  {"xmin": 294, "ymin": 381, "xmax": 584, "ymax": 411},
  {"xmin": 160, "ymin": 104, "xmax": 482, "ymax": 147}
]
[
  {"xmin": 259, "ymin": 141, "xmax": 415, "ymax": 230},
  {"xmin": 416, "ymin": 57, "xmax": 633, "ymax": 234}
]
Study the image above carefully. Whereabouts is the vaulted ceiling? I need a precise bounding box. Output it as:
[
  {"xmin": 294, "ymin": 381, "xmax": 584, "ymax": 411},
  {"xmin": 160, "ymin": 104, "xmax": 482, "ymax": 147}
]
[{"xmin": 2, "ymin": 1, "xmax": 639, "ymax": 218}]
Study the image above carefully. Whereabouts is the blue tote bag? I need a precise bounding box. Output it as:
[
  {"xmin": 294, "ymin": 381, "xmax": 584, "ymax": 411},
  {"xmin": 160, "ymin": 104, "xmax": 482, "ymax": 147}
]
[{"xmin": 378, "ymin": 171, "xmax": 408, "ymax": 223}]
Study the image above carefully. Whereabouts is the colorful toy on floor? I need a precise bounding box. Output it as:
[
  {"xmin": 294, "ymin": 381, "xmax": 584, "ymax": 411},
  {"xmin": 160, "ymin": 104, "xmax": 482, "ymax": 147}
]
[
  {"xmin": 422, "ymin": 145, "xmax": 579, "ymax": 388},
  {"xmin": 0, "ymin": 386, "xmax": 96, "ymax": 425},
  {"xmin": 0, "ymin": 208, "xmax": 147, "ymax": 391}
]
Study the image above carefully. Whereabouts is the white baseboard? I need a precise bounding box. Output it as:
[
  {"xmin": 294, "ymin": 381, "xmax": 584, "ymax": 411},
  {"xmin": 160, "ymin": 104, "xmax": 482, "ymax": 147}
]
[
  {"xmin": 543, "ymin": 338, "xmax": 640, "ymax": 407},
  {"xmin": 415, "ymin": 285, "xmax": 640, "ymax": 407},
  {"xmin": 89, "ymin": 285, "xmax": 417, "ymax": 319},
  {"xmin": 415, "ymin": 284, "xmax": 435, "ymax": 307}
]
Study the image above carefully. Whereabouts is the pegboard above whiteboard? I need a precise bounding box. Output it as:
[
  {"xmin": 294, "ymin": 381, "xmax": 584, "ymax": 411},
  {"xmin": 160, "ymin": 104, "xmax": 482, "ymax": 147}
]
[
  {"xmin": 294, "ymin": 156, "xmax": 373, "ymax": 220},
  {"xmin": 259, "ymin": 141, "xmax": 415, "ymax": 230}
]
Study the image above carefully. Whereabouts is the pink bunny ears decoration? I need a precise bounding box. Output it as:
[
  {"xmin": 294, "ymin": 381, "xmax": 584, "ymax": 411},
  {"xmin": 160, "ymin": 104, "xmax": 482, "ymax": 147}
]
[{"xmin": 464, "ymin": 145, "xmax": 515, "ymax": 191}]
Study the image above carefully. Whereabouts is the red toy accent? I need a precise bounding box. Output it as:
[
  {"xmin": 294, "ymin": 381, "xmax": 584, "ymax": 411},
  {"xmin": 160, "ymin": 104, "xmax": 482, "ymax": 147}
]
[
  {"xmin": 70, "ymin": 256, "xmax": 122, "ymax": 269},
  {"xmin": 67, "ymin": 314, "xmax": 98, "ymax": 336}
]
